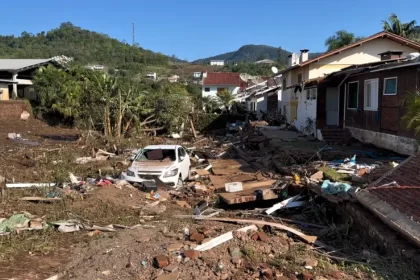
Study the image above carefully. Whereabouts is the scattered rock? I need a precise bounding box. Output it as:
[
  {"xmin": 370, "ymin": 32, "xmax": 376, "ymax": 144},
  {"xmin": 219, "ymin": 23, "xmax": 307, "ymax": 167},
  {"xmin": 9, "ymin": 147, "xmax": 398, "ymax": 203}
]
[
  {"xmin": 251, "ymin": 231, "xmax": 269, "ymax": 242},
  {"xmin": 163, "ymin": 264, "xmax": 178, "ymax": 273},
  {"xmin": 190, "ymin": 233, "xmax": 205, "ymax": 243},
  {"xmin": 155, "ymin": 272, "xmax": 180, "ymax": 280},
  {"xmin": 154, "ymin": 255, "xmax": 169, "ymax": 268},
  {"xmin": 167, "ymin": 243, "xmax": 184, "ymax": 252},
  {"xmin": 304, "ymin": 258, "xmax": 318, "ymax": 267},
  {"xmin": 300, "ymin": 272, "xmax": 314, "ymax": 280},
  {"xmin": 175, "ymin": 200, "xmax": 191, "ymax": 208},
  {"xmin": 229, "ymin": 247, "xmax": 242, "ymax": 264},
  {"xmin": 198, "ymin": 227, "xmax": 212, "ymax": 236},
  {"xmin": 20, "ymin": 111, "xmax": 30, "ymax": 120},
  {"xmin": 183, "ymin": 249, "xmax": 200, "ymax": 259},
  {"xmin": 189, "ymin": 228, "xmax": 198, "ymax": 235},
  {"xmin": 101, "ymin": 270, "xmax": 111, "ymax": 276},
  {"xmin": 310, "ymin": 171, "xmax": 323, "ymax": 181},
  {"xmin": 330, "ymin": 271, "xmax": 344, "ymax": 279}
]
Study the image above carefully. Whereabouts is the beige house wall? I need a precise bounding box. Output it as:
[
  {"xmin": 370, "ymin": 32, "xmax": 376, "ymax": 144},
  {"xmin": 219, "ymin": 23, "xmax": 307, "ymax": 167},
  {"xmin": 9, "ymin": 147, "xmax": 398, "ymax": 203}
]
[
  {"xmin": 308, "ymin": 38, "xmax": 417, "ymax": 79},
  {"xmin": 0, "ymin": 83, "xmax": 10, "ymax": 100}
]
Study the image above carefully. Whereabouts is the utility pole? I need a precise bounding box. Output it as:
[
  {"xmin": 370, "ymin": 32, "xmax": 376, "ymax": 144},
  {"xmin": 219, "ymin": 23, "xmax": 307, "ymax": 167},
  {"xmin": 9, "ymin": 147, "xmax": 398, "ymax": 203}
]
[{"xmin": 132, "ymin": 22, "xmax": 135, "ymax": 46}]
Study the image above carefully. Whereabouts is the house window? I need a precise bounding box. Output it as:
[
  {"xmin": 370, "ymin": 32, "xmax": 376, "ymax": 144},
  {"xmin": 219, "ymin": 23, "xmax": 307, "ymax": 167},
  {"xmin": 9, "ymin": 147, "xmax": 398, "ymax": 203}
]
[
  {"xmin": 306, "ymin": 88, "xmax": 317, "ymax": 100},
  {"xmin": 384, "ymin": 77, "xmax": 397, "ymax": 95},
  {"xmin": 204, "ymin": 87, "xmax": 210, "ymax": 92},
  {"xmin": 282, "ymin": 79, "xmax": 287, "ymax": 89},
  {"xmin": 347, "ymin": 82, "xmax": 359, "ymax": 109},
  {"xmin": 364, "ymin": 79, "xmax": 379, "ymax": 111},
  {"xmin": 297, "ymin": 73, "xmax": 303, "ymax": 84}
]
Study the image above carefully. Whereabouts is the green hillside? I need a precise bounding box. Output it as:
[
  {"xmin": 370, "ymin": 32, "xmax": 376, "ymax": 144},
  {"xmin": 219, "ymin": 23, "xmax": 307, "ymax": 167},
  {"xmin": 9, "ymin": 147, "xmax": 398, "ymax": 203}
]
[{"xmin": 0, "ymin": 22, "xmax": 173, "ymax": 71}]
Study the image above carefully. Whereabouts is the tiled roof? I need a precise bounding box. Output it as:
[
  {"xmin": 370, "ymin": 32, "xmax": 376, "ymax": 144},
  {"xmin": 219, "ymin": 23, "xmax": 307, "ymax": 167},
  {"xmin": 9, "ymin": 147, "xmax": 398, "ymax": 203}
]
[
  {"xmin": 203, "ymin": 72, "xmax": 243, "ymax": 86},
  {"xmin": 300, "ymin": 31, "xmax": 420, "ymax": 67},
  {"xmin": 367, "ymin": 154, "xmax": 420, "ymax": 223}
]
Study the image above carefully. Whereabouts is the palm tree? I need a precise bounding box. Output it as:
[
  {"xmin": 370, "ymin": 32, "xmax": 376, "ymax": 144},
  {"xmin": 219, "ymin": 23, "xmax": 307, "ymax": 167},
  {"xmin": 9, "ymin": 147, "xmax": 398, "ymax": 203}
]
[
  {"xmin": 325, "ymin": 30, "xmax": 362, "ymax": 51},
  {"xmin": 216, "ymin": 89, "xmax": 236, "ymax": 112},
  {"xmin": 401, "ymin": 89, "xmax": 420, "ymax": 135},
  {"xmin": 382, "ymin": 14, "xmax": 417, "ymax": 38}
]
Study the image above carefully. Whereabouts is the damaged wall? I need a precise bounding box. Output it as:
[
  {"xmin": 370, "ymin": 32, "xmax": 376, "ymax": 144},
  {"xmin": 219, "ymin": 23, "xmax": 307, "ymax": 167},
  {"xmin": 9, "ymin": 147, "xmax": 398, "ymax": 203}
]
[
  {"xmin": 0, "ymin": 100, "xmax": 31, "ymax": 120},
  {"xmin": 347, "ymin": 126, "xmax": 419, "ymax": 155}
]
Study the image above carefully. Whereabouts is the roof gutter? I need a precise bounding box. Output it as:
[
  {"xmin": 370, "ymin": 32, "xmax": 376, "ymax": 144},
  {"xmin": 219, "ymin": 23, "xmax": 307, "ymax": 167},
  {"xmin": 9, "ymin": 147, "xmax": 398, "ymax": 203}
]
[{"xmin": 369, "ymin": 61, "xmax": 420, "ymax": 73}]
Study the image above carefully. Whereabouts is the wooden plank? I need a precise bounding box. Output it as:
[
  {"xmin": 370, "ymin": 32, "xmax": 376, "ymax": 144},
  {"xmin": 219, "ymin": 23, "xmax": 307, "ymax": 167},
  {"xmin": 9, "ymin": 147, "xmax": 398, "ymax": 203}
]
[
  {"xmin": 212, "ymin": 167, "xmax": 256, "ymax": 175},
  {"xmin": 209, "ymin": 159, "xmax": 250, "ymax": 169},
  {"xmin": 209, "ymin": 175, "xmax": 230, "ymax": 189},
  {"xmin": 219, "ymin": 188, "xmax": 278, "ymax": 205},
  {"xmin": 242, "ymin": 180, "xmax": 276, "ymax": 190},
  {"xmin": 229, "ymin": 174, "xmax": 255, "ymax": 182},
  {"xmin": 195, "ymin": 169, "xmax": 210, "ymax": 176}
]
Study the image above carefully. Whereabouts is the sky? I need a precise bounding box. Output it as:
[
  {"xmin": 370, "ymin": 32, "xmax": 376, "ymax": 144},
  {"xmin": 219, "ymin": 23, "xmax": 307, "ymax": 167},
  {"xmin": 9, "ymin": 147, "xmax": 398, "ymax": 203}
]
[{"xmin": 1, "ymin": 0, "xmax": 419, "ymax": 61}]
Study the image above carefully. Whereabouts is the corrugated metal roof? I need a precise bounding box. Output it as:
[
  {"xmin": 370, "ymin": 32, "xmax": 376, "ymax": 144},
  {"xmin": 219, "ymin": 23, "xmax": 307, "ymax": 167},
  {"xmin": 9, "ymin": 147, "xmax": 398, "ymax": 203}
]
[{"xmin": 0, "ymin": 59, "xmax": 53, "ymax": 71}]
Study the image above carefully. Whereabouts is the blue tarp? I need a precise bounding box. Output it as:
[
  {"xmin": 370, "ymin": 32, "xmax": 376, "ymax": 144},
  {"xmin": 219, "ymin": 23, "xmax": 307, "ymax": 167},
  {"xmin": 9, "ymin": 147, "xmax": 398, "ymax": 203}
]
[{"xmin": 321, "ymin": 180, "xmax": 351, "ymax": 195}]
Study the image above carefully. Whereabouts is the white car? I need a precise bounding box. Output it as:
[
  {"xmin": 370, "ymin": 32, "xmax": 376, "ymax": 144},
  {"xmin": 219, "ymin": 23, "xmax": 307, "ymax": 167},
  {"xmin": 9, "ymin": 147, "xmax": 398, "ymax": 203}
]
[{"xmin": 121, "ymin": 145, "xmax": 191, "ymax": 188}]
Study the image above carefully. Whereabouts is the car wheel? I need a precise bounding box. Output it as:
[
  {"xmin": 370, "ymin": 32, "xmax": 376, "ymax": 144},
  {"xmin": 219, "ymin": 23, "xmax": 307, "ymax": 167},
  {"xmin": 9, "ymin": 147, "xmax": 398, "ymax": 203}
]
[{"xmin": 176, "ymin": 176, "xmax": 184, "ymax": 189}]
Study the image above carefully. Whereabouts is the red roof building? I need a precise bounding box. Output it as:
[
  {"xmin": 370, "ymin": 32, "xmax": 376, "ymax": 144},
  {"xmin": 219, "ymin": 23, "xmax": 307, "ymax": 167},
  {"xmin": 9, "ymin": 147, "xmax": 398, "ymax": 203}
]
[{"xmin": 203, "ymin": 72, "xmax": 244, "ymax": 87}]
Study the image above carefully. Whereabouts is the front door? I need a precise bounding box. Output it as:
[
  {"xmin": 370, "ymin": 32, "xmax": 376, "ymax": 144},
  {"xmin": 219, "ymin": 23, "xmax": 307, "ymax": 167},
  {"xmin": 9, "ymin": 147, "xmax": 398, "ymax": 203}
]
[{"xmin": 326, "ymin": 87, "xmax": 339, "ymax": 126}]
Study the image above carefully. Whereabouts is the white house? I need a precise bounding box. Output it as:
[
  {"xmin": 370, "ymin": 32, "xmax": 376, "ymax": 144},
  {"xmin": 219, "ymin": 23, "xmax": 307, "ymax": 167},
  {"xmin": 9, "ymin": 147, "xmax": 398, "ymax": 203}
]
[
  {"xmin": 279, "ymin": 31, "xmax": 420, "ymax": 137},
  {"xmin": 202, "ymin": 72, "xmax": 245, "ymax": 98},
  {"xmin": 210, "ymin": 60, "xmax": 225, "ymax": 66},
  {"xmin": 193, "ymin": 72, "xmax": 201, "ymax": 79},
  {"xmin": 236, "ymin": 75, "xmax": 282, "ymax": 119},
  {"xmin": 146, "ymin": 72, "xmax": 157, "ymax": 81}
]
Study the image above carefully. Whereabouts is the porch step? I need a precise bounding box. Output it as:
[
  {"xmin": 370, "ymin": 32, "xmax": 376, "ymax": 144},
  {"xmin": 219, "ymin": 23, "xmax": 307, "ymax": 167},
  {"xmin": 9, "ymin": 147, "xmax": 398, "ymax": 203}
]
[{"xmin": 321, "ymin": 128, "xmax": 352, "ymax": 145}]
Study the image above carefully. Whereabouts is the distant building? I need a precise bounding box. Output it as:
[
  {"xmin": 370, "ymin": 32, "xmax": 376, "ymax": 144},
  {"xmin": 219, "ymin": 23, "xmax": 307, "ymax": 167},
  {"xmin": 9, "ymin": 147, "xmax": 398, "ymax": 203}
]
[
  {"xmin": 193, "ymin": 72, "xmax": 202, "ymax": 79},
  {"xmin": 146, "ymin": 72, "xmax": 157, "ymax": 81},
  {"xmin": 254, "ymin": 59, "xmax": 276, "ymax": 65},
  {"xmin": 210, "ymin": 60, "xmax": 225, "ymax": 66},
  {"xmin": 0, "ymin": 57, "xmax": 69, "ymax": 100},
  {"xmin": 168, "ymin": 75, "xmax": 179, "ymax": 83},
  {"xmin": 85, "ymin": 65, "xmax": 104, "ymax": 71},
  {"xmin": 202, "ymin": 72, "xmax": 246, "ymax": 98}
]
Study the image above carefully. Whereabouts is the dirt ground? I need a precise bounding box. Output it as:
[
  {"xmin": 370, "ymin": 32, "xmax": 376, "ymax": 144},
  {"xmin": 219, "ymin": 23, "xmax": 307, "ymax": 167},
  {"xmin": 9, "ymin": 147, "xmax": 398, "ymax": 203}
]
[{"xmin": 0, "ymin": 119, "xmax": 419, "ymax": 280}]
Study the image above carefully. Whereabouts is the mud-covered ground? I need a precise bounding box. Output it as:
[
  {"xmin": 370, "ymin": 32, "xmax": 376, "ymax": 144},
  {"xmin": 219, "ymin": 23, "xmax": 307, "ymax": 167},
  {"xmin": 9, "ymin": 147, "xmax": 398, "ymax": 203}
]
[{"xmin": 0, "ymin": 119, "xmax": 418, "ymax": 280}]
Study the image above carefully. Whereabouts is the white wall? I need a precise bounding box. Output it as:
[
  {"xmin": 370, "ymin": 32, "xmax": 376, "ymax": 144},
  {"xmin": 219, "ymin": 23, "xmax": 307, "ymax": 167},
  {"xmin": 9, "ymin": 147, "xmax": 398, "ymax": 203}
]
[
  {"xmin": 210, "ymin": 61, "xmax": 225, "ymax": 66},
  {"xmin": 308, "ymin": 38, "xmax": 418, "ymax": 79},
  {"xmin": 202, "ymin": 86, "xmax": 239, "ymax": 98},
  {"xmin": 295, "ymin": 88, "xmax": 317, "ymax": 135}
]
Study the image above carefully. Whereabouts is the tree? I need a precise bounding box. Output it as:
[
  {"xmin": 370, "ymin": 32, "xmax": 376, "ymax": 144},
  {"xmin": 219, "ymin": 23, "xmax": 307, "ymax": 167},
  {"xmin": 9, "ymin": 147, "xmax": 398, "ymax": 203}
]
[
  {"xmin": 325, "ymin": 30, "xmax": 362, "ymax": 51},
  {"xmin": 382, "ymin": 14, "xmax": 417, "ymax": 38},
  {"xmin": 216, "ymin": 90, "xmax": 235, "ymax": 112},
  {"xmin": 401, "ymin": 89, "xmax": 420, "ymax": 135}
]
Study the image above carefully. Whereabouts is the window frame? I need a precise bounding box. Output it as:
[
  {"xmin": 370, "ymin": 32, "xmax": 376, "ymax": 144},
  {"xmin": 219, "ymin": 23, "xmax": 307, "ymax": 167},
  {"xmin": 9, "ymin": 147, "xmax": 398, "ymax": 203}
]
[
  {"xmin": 363, "ymin": 78, "xmax": 379, "ymax": 111},
  {"xmin": 282, "ymin": 78, "xmax": 287, "ymax": 89},
  {"xmin": 347, "ymin": 81, "xmax": 359, "ymax": 110},
  {"xmin": 297, "ymin": 73, "xmax": 303, "ymax": 84},
  {"xmin": 204, "ymin": 87, "xmax": 210, "ymax": 92},
  {"xmin": 383, "ymin": 77, "xmax": 398, "ymax": 96}
]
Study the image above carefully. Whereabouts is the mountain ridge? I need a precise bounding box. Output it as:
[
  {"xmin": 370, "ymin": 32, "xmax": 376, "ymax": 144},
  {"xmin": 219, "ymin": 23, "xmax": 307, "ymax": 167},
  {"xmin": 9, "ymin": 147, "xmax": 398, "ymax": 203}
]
[{"xmin": 193, "ymin": 44, "xmax": 323, "ymax": 64}]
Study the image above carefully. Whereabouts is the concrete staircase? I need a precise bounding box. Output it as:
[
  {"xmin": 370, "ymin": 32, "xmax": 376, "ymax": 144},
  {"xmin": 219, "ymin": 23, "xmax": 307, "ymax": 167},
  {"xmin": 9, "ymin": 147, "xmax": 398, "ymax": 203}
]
[{"xmin": 321, "ymin": 128, "xmax": 352, "ymax": 145}]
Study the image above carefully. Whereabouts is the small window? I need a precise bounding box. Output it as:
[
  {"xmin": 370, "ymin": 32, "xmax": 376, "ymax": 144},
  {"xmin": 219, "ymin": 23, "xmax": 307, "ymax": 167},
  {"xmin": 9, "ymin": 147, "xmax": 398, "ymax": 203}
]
[
  {"xmin": 306, "ymin": 88, "xmax": 317, "ymax": 100},
  {"xmin": 204, "ymin": 87, "xmax": 210, "ymax": 92},
  {"xmin": 364, "ymin": 79, "xmax": 379, "ymax": 111},
  {"xmin": 283, "ymin": 79, "xmax": 287, "ymax": 89},
  {"xmin": 347, "ymin": 82, "xmax": 359, "ymax": 109},
  {"xmin": 297, "ymin": 73, "xmax": 303, "ymax": 84},
  {"xmin": 384, "ymin": 77, "xmax": 397, "ymax": 95}
]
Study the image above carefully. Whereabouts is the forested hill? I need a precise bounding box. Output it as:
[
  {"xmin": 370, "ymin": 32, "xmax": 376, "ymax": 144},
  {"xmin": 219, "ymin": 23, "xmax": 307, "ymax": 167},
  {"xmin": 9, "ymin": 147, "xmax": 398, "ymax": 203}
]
[
  {"xmin": 0, "ymin": 22, "xmax": 172, "ymax": 71},
  {"xmin": 193, "ymin": 45, "xmax": 290, "ymax": 64}
]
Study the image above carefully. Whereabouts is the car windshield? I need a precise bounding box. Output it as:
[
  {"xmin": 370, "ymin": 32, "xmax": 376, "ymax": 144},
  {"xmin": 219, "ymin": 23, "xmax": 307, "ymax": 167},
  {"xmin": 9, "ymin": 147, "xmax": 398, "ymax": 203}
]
[{"xmin": 135, "ymin": 149, "xmax": 176, "ymax": 162}]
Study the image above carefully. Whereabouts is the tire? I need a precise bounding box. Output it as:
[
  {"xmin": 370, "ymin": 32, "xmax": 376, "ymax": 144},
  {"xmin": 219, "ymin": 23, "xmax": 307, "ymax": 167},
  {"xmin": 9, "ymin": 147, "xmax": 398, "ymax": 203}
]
[{"xmin": 176, "ymin": 176, "xmax": 184, "ymax": 189}]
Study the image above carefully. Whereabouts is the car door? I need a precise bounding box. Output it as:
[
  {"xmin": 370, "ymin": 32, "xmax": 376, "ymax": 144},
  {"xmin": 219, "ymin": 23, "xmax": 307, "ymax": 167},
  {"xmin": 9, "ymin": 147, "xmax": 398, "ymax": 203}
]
[{"xmin": 177, "ymin": 147, "xmax": 190, "ymax": 180}]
